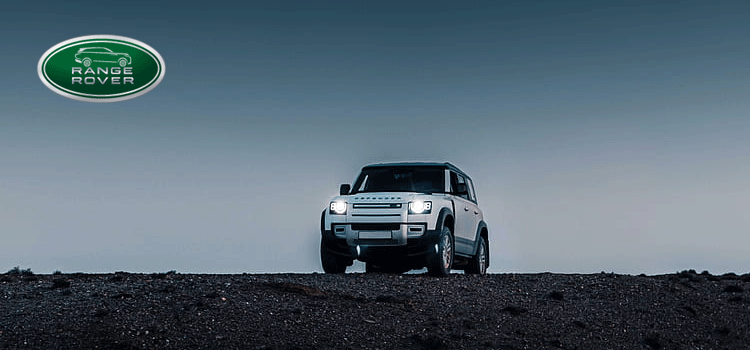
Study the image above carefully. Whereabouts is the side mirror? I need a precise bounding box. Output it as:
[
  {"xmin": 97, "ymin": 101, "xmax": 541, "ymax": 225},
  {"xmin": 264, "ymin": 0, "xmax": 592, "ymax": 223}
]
[{"xmin": 339, "ymin": 184, "xmax": 351, "ymax": 195}]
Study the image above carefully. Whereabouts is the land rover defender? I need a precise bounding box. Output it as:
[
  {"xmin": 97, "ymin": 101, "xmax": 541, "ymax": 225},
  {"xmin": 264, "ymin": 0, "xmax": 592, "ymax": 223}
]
[{"xmin": 320, "ymin": 162, "xmax": 489, "ymax": 276}]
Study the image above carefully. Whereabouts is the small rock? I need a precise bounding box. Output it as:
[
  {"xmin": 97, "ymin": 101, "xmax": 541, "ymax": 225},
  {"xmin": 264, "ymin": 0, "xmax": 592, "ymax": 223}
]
[
  {"xmin": 723, "ymin": 285, "xmax": 743, "ymax": 293},
  {"xmin": 643, "ymin": 332, "xmax": 662, "ymax": 349},
  {"xmin": 501, "ymin": 306, "xmax": 527, "ymax": 316},
  {"xmin": 50, "ymin": 279, "xmax": 70, "ymax": 289},
  {"xmin": 548, "ymin": 291, "xmax": 564, "ymax": 301}
]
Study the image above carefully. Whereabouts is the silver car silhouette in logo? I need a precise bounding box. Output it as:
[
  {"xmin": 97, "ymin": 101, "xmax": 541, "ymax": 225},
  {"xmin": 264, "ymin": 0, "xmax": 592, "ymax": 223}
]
[{"xmin": 74, "ymin": 47, "xmax": 131, "ymax": 67}]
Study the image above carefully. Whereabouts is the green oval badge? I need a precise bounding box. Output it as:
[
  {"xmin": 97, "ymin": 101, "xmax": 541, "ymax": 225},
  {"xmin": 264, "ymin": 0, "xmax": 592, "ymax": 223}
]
[{"xmin": 38, "ymin": 35, "xmax": 165, "ymax": 102}]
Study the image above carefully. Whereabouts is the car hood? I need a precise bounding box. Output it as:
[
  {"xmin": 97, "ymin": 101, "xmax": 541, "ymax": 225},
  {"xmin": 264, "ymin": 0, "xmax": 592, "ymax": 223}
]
[{"xmin": 331, "ymin": 192, "xmax": 441, "ymax": 203}]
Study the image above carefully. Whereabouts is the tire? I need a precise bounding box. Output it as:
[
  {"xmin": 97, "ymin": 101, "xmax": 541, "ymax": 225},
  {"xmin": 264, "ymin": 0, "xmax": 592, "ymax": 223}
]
[
  {"xmin": 427, "ymin": 226, "xmax": 453, "ymax": 276},
  {"xmin": 82, "ymin": 58, "xmax": 91, "ymax": 67},
  {"xmin": 320, "ymin": 240, "xmax": 348, "ymax": 274},
  {"xmin": 465, "ymin": 237, "xmax": 488, "ymax": 275},
  {"xmin": 118, "ymin": 57, "xmax": 128, "ymax": 67}
]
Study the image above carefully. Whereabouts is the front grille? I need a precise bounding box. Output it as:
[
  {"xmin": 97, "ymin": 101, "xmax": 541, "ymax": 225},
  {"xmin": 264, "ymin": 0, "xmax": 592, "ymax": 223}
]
[
  {"xmin": 351, "ymin": 223, "xmax": 401, "ymax": 231},
  {"xmin": 353, "ymin": 203, "xmax": 402, "ymax": 209},
  {"xmin": 352, "ymin": 214, "xmax": 400, "ymax": 217}
]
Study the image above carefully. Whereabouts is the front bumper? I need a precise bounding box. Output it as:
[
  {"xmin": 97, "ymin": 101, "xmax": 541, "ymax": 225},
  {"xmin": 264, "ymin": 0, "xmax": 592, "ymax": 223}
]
[{"xmin": 321, "ymin": 225, "xmax": 442, "ymax": 262}]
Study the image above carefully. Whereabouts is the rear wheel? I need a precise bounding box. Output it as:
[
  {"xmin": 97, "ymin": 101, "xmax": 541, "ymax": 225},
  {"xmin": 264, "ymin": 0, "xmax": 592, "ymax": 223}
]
[
  {"xmin": 320, "ymin": 241, "xmax": 349, "ymax": 273},
  {"xmin": 465, "ymin": 237, "xmax": 488, "ymax": 275},
  {"xmin": 427, "ymin": 226, "xmax": 453, "ymax": 276},
  {"xmin": 118, "ymin": 57, "xmax": 128, "ymax": 67}
]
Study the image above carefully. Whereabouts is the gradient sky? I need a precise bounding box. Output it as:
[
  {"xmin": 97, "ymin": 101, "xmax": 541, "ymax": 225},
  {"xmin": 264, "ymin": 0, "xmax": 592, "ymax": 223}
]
[{"xmin": 1, "ymin": 1, "xmax": 749, "ymax": 274}]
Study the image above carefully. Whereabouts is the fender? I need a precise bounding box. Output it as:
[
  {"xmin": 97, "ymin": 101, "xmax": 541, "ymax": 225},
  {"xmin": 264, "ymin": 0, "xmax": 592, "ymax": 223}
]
[
  {"xmin": 470, "ymin": 220, "xmax": 489, "ymax": 267},
  {"xmin": 435, "ymin": 207, "xmax": 454, "ymax": 232},
  {"xmin": 320, "ymin": 209, "xmax": 326, "ymax": 234}
]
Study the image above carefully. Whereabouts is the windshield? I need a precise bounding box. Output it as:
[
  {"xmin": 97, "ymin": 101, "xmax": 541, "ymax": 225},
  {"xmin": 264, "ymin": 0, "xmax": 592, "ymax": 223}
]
[{"xmin": 351, "ymin": 167, "xmax": 445, "ymax": 194}]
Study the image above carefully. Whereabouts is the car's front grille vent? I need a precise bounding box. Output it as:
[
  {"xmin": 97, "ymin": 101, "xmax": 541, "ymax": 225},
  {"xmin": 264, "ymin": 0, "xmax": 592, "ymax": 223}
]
[
  {"xmin": 353, "ymin": 203, "xmax": 402, "ymax": 209},
  {"xmin": 351, "ymin": 223, "xmax": 401, "ymax": 231}
]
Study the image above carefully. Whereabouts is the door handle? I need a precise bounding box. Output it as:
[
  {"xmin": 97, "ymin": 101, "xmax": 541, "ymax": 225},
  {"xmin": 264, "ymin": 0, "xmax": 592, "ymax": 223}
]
[
  {"xmin": 464, "ymin": 207, "xmax": 469, "ymax": 211},
  {"xmin": 474, "ymin": 210, "xmax": 479, "ymax": 215}
]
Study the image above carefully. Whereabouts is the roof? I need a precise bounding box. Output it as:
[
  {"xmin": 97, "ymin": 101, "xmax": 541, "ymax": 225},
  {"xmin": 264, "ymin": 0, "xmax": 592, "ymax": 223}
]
[{"xmin": 361, "ymin": 162, "xmax": 469, "ymax": 178}]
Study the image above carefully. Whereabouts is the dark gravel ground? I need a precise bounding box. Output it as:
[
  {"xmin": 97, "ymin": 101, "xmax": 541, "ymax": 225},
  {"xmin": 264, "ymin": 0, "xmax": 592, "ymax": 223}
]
[{"xmin": 1, "ymin": 270, "xmax": 749, "ymax": 349}]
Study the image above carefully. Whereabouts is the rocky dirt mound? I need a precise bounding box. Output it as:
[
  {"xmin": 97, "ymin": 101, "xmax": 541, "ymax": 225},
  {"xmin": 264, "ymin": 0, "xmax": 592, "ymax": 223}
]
[{"xmin": 1, "ymin": 270, "xmax": 749, "ymax": 349}]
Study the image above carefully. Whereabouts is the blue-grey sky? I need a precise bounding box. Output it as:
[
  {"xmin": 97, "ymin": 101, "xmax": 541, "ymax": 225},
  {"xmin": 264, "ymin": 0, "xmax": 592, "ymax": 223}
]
[{"xmin": 1, "ymin": 1, "xmax": 749, "ymax": 274}]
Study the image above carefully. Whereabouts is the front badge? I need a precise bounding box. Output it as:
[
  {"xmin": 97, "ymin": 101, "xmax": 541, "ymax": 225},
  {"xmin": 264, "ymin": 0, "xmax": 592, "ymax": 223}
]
[{"xmin": 38, "ymin": 35, "xmax": 165, "ymax": 102}]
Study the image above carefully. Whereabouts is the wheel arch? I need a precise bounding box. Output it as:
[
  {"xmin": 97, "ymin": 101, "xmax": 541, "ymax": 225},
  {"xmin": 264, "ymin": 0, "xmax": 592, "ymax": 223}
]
[
  {"xmin": 473, "ymin": 221, "xmax": 489, "ymax": 268},
  {"xmin": 436, "ymin": 207, "xmax": 454, "ymax": 233},
  {"xmin": 320, "ymin": 209, "xmax": 326, "ymax": 234}
]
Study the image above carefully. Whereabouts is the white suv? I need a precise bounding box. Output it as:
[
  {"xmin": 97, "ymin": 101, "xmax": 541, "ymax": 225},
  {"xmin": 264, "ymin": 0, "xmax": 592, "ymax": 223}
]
[{"xmin": 320, "ymin": 162, "xmax": 489, "ymax": 276}]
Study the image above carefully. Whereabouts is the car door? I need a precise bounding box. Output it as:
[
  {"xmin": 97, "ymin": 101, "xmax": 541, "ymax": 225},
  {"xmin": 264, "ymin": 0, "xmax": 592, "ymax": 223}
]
[{"xmin": 449, "ymin": 172, "xmax": 479, "ymax": 255}]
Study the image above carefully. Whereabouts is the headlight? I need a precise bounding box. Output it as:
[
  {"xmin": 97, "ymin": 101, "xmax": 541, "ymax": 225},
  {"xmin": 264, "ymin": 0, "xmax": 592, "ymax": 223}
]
[
  {"xmin": 408, "ymin": 201, "xmax": 432, "ymax": 214},
  {"xmin": 329, "ymin": 201, "xmax": 347, "ymax": 215}
]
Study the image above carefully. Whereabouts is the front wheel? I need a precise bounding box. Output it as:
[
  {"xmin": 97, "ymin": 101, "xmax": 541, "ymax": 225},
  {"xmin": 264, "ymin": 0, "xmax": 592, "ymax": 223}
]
[
  {"xmin": 427, "ymin": 226, "xmax": 453, "ymax": 276},
  {"xmin": 320, "ymin": 240, "xmax": 349, "ymax": 273},
  {"xmin": 465, "ymin": 237, "xmax": 488, "ymax": 275},
  {"xmin": 82, "ymin": 58, "xmax": 91, "ymax": 67}
]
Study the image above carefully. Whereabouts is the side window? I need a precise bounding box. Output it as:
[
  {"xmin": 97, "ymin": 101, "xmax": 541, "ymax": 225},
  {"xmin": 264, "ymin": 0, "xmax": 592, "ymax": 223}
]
[
  {"xmin": 457, "ymin": 175, "xmax": 470, "ymax": 201},
  {"xmin": 449, "ymin": 172, "xmax": 459, "ymax": 195},
  {"xmin": 466, "ymin": 178, "xmax": 477, "ymax": 203},
  {"xmin": 450, "ymin": 172, "xmax": 470, "ymax": 200}
]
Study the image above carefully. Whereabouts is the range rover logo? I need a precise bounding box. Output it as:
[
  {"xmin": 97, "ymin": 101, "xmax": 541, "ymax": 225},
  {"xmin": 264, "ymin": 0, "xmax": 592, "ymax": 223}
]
[{"xmin": 38, "ymin": 35, "xmax": 165, "ymax": 102}]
